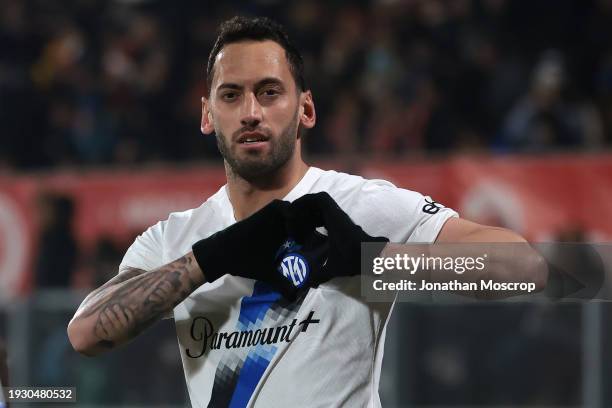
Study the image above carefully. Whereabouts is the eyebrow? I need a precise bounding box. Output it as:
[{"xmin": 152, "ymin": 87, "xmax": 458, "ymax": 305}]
[
  {"xmin": 216, "ymin": 77, "xmax": 284, "ymax": 92},
  {"xmin": 255, "ymin": 77, "xmax": 284, "ymax": 88}
]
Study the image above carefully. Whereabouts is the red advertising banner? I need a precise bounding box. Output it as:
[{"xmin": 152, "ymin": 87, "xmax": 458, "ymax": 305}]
[
  {"xmin": 1, "ymin": 154, "xmax": 611, "ymax": 301},
  {"xmin": 363, "ymin": 154, "xmax": 612, "ymax": 242}
]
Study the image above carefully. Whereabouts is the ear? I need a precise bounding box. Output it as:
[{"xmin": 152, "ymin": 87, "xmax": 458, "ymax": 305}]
[
  {"xmin": 298, "ymin": 90, "xmax": 316, "ymax": 130},
  {"xmin": 201, "ymin": 97, "xmax": 215, "ymax": 135}
]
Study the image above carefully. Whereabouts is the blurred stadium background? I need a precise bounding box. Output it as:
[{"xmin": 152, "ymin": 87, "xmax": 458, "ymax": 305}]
[{"xmin": 1, "ymin": 0, "xmax": 612, "ymax": 406}]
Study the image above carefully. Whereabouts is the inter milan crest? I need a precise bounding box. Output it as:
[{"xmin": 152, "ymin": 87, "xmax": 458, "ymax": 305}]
[
  {"xmin": 279, "ymin": 253, "xmax": 309, "ymax": 287},
  {"xmin": 276, "ymin": 239, "xmax": 310, "ymax": 287}
]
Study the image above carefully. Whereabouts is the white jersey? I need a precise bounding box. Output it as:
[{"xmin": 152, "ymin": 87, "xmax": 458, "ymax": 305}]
[{"xmin": 120, "ymin": 167, "xmax": 457, "ymax": 408}]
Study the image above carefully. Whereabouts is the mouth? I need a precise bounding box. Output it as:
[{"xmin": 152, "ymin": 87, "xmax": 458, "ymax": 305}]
[{"xmin": 237, "ymin": 131, "xmax": 270, "ymax": 145}]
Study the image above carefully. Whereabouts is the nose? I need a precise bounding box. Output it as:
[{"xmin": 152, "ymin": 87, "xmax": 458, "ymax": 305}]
[{"xmin": 240, "ymin": 92, "xmax": 263, "ymax": 128}]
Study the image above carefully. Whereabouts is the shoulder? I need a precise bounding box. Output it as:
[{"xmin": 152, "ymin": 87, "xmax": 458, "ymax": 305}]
[
  {"xmin": 308, "ymin": 168, "xmax": 457, "ymax": 243},
  {"xmin": 119, "ymin": 186, "xmax": 229, "ymax": 270},
  {"xmin": 311, "ymin": 168, "xmax": 392, "ymax": 194},
  {"xmin": 157, "ymin": 185, "xmax": 228, "ymax": 234},
  {"xmin": 131, "ymin": 185, "xmax": 228, "ymax": 250},
  {"xmin": 311, "ymin": 168, "xmax": 422, "ymax": 210}
]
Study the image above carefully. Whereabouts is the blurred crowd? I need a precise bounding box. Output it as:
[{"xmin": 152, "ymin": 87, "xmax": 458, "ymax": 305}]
[{"xmin": 1, "ymin": 0, "xmax": 612, "ymax": 170}]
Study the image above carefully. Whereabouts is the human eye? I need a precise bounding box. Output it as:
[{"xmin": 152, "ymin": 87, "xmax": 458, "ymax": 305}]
[
  {"xmin": 259, "ymin": 87, "xmax": 281, "ymax": 100},
  {"xmin": 220, "ymin": 91, "xmax": 239, "ymax": 102}
]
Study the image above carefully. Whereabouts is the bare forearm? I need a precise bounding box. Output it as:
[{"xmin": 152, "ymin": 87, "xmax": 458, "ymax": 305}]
[
  {"xmin": 455, "ymin": 225, "xmax": 527, "ymax": 243},
  {"xmin": 445, "ymin": 225, "xmax": 547, "ymax": 296},
  {"xmin": 430, "ymin": 242, "xmax": 547, "ymax": 298},
  {"xmin": 68, "ymin": 252, "xmax": 204, "ymax": 356},
  {"xmin": 380, "ymin": 241, "xmax": 547, "ymax": 299}
]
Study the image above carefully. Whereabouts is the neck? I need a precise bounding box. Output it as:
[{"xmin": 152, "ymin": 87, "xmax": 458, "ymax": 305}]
[{"xmin": 225, "ymin": 155, "xmax": 309, "ymax": 220}]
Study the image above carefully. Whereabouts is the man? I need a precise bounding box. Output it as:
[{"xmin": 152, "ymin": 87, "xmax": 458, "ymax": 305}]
[{"xmin": 68, "ymin": 16, "xmax": 539, "ymax": 407}]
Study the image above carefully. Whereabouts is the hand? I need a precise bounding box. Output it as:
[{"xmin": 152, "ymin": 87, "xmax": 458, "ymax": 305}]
[
  {"xmin": 191, "ymin": 200, "xmax": 327, "ymax": 300},
  {"xmin": 192, "ymin": 193, "xmax": 389, "ymax": 300},
  {"xmin": 192, "ymin": 200, "xmax": 289, "ymax": 282},
  {"xmin": 285, "ymin": 192, "xmax": 389, "ymax": 285}
]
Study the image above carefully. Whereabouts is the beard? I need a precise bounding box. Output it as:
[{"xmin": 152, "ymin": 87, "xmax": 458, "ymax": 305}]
[{"xmin": 215, "ymin": 110, "xmax": 299, "ymax": 182}]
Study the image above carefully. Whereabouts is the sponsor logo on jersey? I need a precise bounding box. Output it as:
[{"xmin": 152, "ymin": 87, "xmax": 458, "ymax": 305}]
[
  {"xmin": 422, "ymin": 197, "xmax": 442, "ymax": 214},
  {"xmin": 186, "ymin": 311, "xmax": 320, "ymax": 358}
]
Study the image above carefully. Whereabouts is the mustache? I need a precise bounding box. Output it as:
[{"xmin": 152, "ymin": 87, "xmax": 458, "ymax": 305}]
[{"xmin": 232, "ymin": 126, "xmax": 272, "ymax": 141}]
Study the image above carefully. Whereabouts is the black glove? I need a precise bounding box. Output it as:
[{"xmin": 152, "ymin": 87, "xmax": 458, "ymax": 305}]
[
  {"xmin": 192, "ymin": 200, "xmax": 290, "ymax": 282},
  {"xmin": 286, "ymin": 192, "xmax": 389, "ymax": 285},
  {"xmin": 192, "ymin": 199, "xmax": 327, "ymax": 300}
]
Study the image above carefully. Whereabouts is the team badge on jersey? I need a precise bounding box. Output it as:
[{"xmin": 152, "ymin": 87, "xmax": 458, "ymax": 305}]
[
  {"xmin": 279, "ymin": 253, "xmax": 309, "ymax": 287},
  {"xmin": 276, "ymin": 239, "xmax": 310, "ymax": 287}
]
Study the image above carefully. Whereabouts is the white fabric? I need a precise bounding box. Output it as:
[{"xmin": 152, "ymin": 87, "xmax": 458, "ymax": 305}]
[{"xmin": 119, "ymin": 167, "xmax": 458, "ymax": 408}]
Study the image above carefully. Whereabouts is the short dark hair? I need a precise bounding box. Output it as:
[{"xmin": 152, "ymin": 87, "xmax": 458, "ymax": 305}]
[{"xmin": 206, "ymin": 16, "xmax": 306, "ymax": 96}]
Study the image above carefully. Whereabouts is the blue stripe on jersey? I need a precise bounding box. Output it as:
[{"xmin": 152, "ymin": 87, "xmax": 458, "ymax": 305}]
[
  {"xmin": 237, "ymin": 281, "xmax": 281, "ymax": 329},
  {"xmin": 228, "ymin": 347, "xmax": 276, "ymax": 408},
  {"xmin": 228, "ymin": 281, "xmax": 281, "ymax": 407}
]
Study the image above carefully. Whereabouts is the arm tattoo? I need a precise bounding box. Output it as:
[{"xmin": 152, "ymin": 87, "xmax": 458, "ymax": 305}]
[{"xmin": 77, "ymin": 254, "xmax": 202, "ymax": 349}]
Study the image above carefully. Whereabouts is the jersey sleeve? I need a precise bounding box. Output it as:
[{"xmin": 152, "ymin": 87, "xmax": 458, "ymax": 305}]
[
  {"xmin": 118, "ymin": 220, "xmax": 174, "ymax": 319},
  {"xmin": 403, "ymin": 192, "xmax": 458, "ymax": 243},
  {"xmin": 119, "ymin": 220, "xmax": 165, "ymax": 272},
  {"xmin": 343, "ymin": 180, "xmax": 458, "ymax": 244}
]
